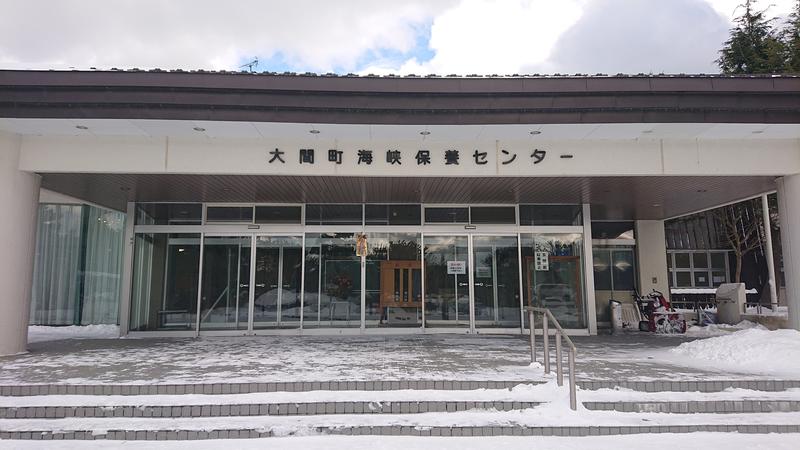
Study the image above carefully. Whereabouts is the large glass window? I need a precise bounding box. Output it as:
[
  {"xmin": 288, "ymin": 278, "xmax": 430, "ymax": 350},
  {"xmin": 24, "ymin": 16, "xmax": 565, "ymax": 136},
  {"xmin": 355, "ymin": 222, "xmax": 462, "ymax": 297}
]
[
  {"xmin": 593, "ymin": 247, "xmax": 636, "ymax": 292},
  {"xmin": 424, "ymin": 207, "xmax": 469, "ymax": 224},
  {"xmin": 206, "ymin": 206, "xmax": 254, "ymax": 223},
  {"xmin": 591, "ymin": 221, "xmax": 635, "ymax": 240},
  {"xmin": 365, "ymin": 204, "xmax": 421, "ymax": 225},
  {"xmin": 305, "ymin": 205, "xmax": 363, "ymax": 225},
  {"xmin": 303, "ymin": 233, "xmax": 362, "ymax": 327},
  {"xmin": 522, "ymin": 234, "xmax": 585, "ymax": 328},
  {"xmin": 668, "ymin": 250, "xmax": 730, "ymax": 288},
  {"xmin": 365, "ymin": 233, "xmax": 422, "ymax": 327},
  {"xmin": 135, "ymin": 203, "xmax": 202, "ymax": 225},
  {"xmin": 254, "ymin": 206, "xmax": 302, "ymax": 224},
  {"xmin": 130, "ymin": 233, "xmax": 200, "ymax": 331},
  {"xmin": 424, "ymin": 235, "xmax": 470, "ymax": 327},
  {"xmin": 519, "ymin": 205, "xmax": 582, "ymax": 226},
  {"xmin": 199, "ymin": 236, "xmax": 251, "ymax": 330},
  {"xmin": 469, "ymin": 207, "xmax": 516, "ymax": 225}
]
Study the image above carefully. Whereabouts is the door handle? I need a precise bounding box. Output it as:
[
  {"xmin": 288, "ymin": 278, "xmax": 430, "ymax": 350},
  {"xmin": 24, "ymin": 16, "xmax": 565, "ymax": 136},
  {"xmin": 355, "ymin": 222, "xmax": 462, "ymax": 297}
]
[
  {"xmin": 239, "ymin": 284, "xmax": 249, "ymax": 288},
  {"xmin": 255, "ymin": 283, "xmax": 266, "ymax": 288}
]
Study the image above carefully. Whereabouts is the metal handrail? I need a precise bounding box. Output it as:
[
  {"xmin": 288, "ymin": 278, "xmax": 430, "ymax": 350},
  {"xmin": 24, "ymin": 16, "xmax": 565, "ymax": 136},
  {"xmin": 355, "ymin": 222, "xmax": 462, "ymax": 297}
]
[{"xmin": 525, "ymin": 306, "xmax": 577, "ymax": 410}]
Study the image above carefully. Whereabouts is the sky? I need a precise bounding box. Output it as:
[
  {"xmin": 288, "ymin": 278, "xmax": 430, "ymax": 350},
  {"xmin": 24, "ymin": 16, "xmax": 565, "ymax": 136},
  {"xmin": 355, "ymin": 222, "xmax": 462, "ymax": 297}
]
[{"xmin": 0, "ymin": 0, "xmax": 796, "ymax": 75}]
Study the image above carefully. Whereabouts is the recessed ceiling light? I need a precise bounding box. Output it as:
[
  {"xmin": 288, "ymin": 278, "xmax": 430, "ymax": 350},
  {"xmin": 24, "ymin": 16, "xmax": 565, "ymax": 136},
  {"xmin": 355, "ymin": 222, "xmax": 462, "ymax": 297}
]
[
  {"xmin": 75, "ymin": 125, "xmax": 88, "ymax": 130},
  {"xmin": 193, "ymin": 127, "xmax": 206, "ymax": 132},
  {"xmin": 530, "ymin": 130, "xmax": 542, "ymax": 135},
  {"xmin": 420, "ymin": 131, "xmax": 431, "ymax": 136},
  {"xmin": 309, "ymin": 129, "xmax": 321, "ymax": 134},
  {"xmin": 652, "ymin": 203, "xmax": 661, "ymax": 207}
]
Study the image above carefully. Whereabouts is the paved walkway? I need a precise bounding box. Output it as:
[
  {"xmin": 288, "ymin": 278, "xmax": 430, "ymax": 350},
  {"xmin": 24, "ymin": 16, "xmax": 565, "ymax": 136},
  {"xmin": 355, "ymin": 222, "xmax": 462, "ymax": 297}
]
[{"xmin": 0, "ymin": 333, "xmax": 783, "ymax": 385}]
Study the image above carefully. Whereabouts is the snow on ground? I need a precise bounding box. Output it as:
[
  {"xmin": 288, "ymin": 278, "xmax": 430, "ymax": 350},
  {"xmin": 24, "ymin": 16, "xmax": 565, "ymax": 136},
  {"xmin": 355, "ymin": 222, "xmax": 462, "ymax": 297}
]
[
  {"xmin": 667, "ymin": 328, "xmax": 800, "ymax": 378},
  {"xmin": 27, "ymin": 325, "xmax": 120, "ymax": 344},
  {"xmin": 4, "ymin": 384, "xmax": 800, "ymax": 408},
  {"xmin": 684, "ymin": 320, "xmax": 766, "ymax": 337},
  {"xmin": 2, "ymin": 408, "xmax": 800, "ymax": 433},
  {"xmin": 0, "ymin": 434, "xmax": 797, "ymax": 450}
]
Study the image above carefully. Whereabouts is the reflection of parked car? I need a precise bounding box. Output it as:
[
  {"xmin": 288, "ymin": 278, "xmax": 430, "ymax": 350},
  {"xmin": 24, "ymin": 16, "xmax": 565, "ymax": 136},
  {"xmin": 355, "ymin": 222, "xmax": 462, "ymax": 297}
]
[{"xmin": 535, "ymin": 283, "xmax": 580, "ymax": 325}]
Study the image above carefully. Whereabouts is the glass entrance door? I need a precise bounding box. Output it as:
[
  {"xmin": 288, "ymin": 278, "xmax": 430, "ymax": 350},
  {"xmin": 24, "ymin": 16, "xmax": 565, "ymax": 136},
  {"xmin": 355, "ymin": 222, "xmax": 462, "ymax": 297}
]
[
  {"xmin": 423, "ymin": 235, "xmax": 470, "ymax": 327},
  {"xmin": 199, "ymin": 235, "xmax": 251, "ymax": 331},
  {"xmin": 253, "ymin": 236, "xmax": 303, "ymax": 329},
  {"xmin": 472, "ymin": 235, "xmax": 521, "ymax": 328}
]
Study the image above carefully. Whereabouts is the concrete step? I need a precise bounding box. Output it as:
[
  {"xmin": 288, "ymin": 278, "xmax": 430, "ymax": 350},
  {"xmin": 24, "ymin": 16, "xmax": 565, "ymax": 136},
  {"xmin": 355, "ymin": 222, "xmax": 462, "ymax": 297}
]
[
  {"xmin": 583, "ymin": 400, "xmax": 800, "ymax": 414},
  {"xmin": 578, "ymin": 380, "xmax": 800, "ymax": 392},
  {"xmin": 0, "ymin": 380, "xmax": 533, "ymax": 396},
  {"xmin": 3, "ymin": 424, "xmax": 800, "ymax": 440},
  {"xmin": 0, "ymin": 400, "xmax": 540, "ymax": 419}
]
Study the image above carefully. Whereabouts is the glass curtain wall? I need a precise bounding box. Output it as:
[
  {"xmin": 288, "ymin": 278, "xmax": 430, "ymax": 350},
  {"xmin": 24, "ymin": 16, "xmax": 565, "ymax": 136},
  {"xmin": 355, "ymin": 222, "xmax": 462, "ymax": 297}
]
[
  {"xmin": 365, "ymin": 233, "xmax": 422, "ymax": 328},
  {"xmin": 472, "ymin": 236, "xmax": 521, "ymax": 328},
  {"xmin": 31, "ymin": 204, "xmax": 125, "ymax": 326},
  {"xmin": 304, "ymin": 233, "xmax": 362, "ymax": 327},
  {"xmin": 424, "ymin": 235, "xmax": 470, "ymax": 327},
  {"xmin": 130, "ymin": 233, "xmax": 201, "ymax": 331},
  {"xmin": 522, "ymin": 234, "xmax": 586, "ymax": 328}
]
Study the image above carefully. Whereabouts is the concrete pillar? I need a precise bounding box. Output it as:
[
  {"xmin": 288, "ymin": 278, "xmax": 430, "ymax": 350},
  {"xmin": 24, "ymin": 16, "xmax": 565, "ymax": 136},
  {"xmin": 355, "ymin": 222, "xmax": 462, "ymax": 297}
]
[
  {"xmin": 776, "ymin": 176, "xmax": 800, "ymax": 330},
  {"xmin": 635, "ymin": 220, "xmax": 671, "ymax": 298},
  {"xmin": 761, "ymin": 194, "xmax": 779, "ymax": 310},
  {"xmin": 0, "ymin": 132, "xmax": 41, "ymax": 355}
]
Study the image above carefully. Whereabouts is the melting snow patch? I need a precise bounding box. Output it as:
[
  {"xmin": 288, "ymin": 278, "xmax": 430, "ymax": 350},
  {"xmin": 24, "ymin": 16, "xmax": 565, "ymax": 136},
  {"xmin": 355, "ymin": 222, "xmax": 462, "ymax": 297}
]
[{"xmin": 669, "ymin": 328, "xmax": 800, "ymax": 377}]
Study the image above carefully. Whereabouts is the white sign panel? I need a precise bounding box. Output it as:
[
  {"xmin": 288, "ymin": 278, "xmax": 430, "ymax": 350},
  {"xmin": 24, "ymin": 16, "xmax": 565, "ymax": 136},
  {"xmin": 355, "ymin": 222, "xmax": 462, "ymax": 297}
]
[
  {"xmin": 535, "ymin": 252, "xmax": 550, "ymax": 271},
  {"xmin": 447, "ymin": 261, "xmax": 467, "ymax": 275}
]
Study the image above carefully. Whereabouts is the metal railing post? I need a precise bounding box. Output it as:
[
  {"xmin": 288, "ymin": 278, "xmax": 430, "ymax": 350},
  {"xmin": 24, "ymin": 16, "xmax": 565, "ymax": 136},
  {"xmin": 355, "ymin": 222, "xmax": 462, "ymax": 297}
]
[
  {"xmin": 555, "ymin": 330, "xmax": 563, "ymax": 386},
  {"xmin": 568, "ymin": 349, "xmax": 577, "ymax": 411},
  {"xmin": 542, "ymin": 314, "xmax": 550, "ymax": 374},
  {"xmin": 529, "ymin": 309, "xmax": 535, "ymax": 363}
]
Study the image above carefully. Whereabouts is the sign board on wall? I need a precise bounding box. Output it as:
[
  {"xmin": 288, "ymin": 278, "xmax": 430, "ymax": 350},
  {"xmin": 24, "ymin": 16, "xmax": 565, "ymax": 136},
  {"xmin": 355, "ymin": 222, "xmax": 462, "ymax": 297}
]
[
  {"xmin": 535, "ymin": 252, "xmax": 550, "ymax": 271},
  {"xmin": 447, "ymin": 261, "xmax": 466, "ymax": 275}
]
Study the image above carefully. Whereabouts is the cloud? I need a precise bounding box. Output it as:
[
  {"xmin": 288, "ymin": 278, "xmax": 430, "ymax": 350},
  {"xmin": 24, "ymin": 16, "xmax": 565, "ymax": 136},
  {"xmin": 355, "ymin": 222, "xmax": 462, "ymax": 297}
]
[
  {"xmin": 0, "ymin": 0, "xmax": 455, "ymax": 71},
  {"xmin": 537, "ymin": 0, "xmax": 732, "ymax": 74},
  {"xmin": 361, "ymin": 0, "xmax": 586, "ymax": 75},
  {"xmin": 0, "ymin": 0, "xmax": 796, "ymax": 75}
]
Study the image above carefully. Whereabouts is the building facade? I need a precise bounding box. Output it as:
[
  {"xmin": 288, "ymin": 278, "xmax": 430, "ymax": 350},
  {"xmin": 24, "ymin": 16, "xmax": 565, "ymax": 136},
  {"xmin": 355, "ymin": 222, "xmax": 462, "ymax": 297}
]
[{"xmin": 1, "ymin": 70, "xmax": 799, "ymax": 353}]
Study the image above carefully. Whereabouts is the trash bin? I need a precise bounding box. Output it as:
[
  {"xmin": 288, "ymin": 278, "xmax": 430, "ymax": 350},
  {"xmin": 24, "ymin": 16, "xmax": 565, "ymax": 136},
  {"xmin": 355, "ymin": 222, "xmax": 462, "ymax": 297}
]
[
  {"xmin": 610, "ymin": 300, "xmax": 623, "ymax": 333},
  {"xmin": 716, "ymin": 283, "xmax": 746, "ymax": 325}
]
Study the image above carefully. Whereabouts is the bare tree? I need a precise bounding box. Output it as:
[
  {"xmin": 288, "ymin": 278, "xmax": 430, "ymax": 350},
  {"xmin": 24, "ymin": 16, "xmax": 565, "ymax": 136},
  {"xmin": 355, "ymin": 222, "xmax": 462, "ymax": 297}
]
[{"xmin": 714, "ymin": 200, "xmax": 764, "ymax": 283}]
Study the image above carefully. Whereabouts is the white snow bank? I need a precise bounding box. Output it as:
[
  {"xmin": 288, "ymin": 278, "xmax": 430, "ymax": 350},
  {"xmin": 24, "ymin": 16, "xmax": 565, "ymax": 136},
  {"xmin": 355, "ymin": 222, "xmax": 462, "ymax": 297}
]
[
  {"xmin": 669, "ymin": 328, "xmax": 800, "ymax": 377},
  {"xmin": 27, "ymin": 325, "xmax": 120, "ymax": 344},
  {"xmin": 684, "ymin": 320, "xmax": 766, "ymax": 337}
]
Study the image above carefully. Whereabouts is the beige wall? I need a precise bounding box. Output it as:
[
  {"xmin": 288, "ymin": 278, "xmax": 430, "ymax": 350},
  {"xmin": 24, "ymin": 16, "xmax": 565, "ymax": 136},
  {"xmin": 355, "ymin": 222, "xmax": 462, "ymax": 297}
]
[
  {"xmin": 635, "ymin": 220, "xmax": 670, "ymax": 298},
  {"xmin": 0, "ymin": 131, "xmax": 41, "ymax": 355}
]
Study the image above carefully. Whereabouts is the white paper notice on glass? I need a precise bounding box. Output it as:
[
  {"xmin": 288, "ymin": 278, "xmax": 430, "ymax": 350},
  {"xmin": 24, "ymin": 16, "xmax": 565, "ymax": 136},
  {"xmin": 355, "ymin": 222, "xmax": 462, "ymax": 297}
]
[
  {"xmin": 535, "ymin": 252, "xmax": 550, "ymax": 271},
  {"xmin": 447, "ymin": 261, "xmax": 467, "ymax": 275}
]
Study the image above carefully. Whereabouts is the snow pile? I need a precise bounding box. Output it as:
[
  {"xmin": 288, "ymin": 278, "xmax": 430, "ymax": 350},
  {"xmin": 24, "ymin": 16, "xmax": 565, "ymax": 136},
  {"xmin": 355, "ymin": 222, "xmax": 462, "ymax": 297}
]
[
  {"xmin": 684, "ymin": 320, "xmax": 766, "ymax": 338},
  {"xmin": 670, "ymin": 328, "xmax": 800, "ymax": 377},
  {"xmin": 28, "ymin": 325, "xmax": 120, "ymax": 344}
]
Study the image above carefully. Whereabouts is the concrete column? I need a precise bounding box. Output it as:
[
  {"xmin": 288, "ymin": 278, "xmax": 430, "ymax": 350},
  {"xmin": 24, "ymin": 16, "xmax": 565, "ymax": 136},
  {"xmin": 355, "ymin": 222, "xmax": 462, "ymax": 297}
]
[
  {"xmin": 776, "ymin": 176, "xmax": 800, "ymax": 330},
  {"xmin": 582, "ymin": 204, "xmax": 598, "ymax": 335},
  {"xmin": 635, "ymin": 220, "xmax": 671, "ymax": 298},
  {"xmin": 762, "ymin": 194, "xmax": 779, "ymax": 310},
  {"xmin": 0, "ymin": 132, "xmax": 41, "ymax": 355}
]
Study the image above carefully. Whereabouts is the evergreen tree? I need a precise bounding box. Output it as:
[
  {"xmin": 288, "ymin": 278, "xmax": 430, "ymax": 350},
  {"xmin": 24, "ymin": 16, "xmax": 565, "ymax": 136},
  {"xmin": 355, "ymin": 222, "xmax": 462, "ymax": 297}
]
[
  {"xmin": 717, "ymin": 0, "xmax": 787, "ymax": 73},
  {"xmin": 785, "ymin": 0, "xmax": 800, "ymax": 72}
]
